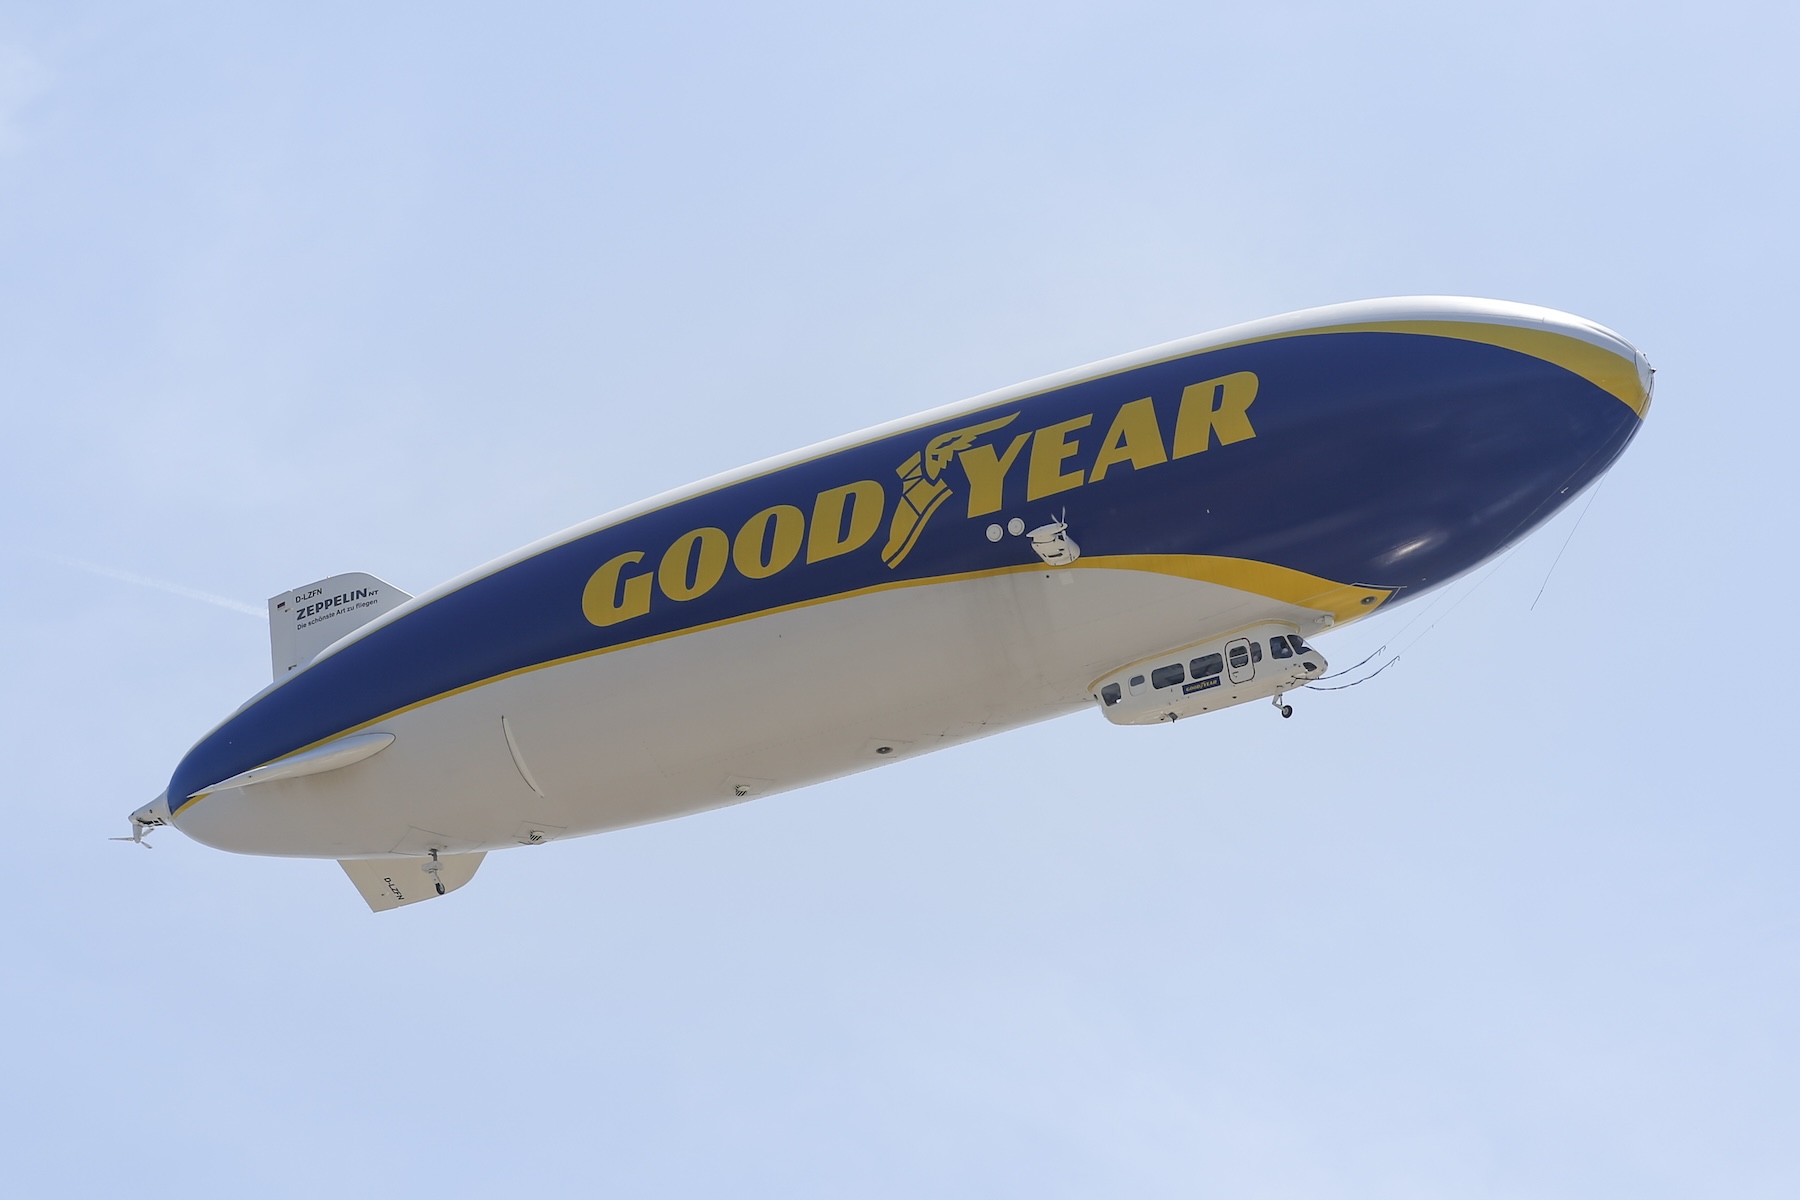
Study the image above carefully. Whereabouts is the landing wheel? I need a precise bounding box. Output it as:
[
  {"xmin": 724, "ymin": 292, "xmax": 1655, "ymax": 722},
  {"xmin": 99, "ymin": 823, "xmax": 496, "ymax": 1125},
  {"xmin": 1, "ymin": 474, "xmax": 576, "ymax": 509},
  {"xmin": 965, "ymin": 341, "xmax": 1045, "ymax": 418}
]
[
  {"xmin": 1280, "ymin": 704, "xmax": 1293, "ymax": 719},
  {"xmin": 424, "ymin": 848, "xmax": 447, "ymax": 896}
]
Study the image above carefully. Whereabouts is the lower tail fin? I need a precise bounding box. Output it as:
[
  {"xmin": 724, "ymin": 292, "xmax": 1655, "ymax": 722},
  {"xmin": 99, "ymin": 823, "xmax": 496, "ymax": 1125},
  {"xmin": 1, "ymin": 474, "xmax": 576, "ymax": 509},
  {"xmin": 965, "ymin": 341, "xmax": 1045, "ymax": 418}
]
[{"xmin": 338, "ymin": 852, "xmax": 485, "ymax": 912}]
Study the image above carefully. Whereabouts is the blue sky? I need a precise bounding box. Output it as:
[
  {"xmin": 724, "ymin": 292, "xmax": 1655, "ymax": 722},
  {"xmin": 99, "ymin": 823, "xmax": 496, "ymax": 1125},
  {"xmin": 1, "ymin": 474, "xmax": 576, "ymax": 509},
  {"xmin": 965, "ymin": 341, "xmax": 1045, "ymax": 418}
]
[{"xmin": 2, "ymin": 2, "xmax": 1795, "ymax": 1195}]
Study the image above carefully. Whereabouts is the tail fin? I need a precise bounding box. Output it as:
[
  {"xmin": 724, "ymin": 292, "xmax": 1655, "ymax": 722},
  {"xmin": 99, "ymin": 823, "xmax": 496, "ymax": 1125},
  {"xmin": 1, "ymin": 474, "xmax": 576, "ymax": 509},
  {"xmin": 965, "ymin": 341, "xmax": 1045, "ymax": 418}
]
[
  {"xmin": 268, "ymin": 573, "xmax": 410, "ymax": 679},
  {"xmin": 338, "ymin": 852, "xmax": 486, "ymax": 912}
]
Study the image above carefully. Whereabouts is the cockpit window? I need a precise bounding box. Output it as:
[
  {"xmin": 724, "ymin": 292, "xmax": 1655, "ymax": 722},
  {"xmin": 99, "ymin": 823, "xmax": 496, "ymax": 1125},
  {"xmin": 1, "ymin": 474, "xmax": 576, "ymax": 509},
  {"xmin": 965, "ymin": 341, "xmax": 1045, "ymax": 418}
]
[
  {"xmin": 1191, "ymin": 653, "xmax": 1222, "ymax": 678},
  {"xmin": 1152, "ymin": 663, "xmax": 1184, "ymax": 689},
  {"xmin": 1269, "ymin": 637, "xmax": 1293, "ymax": 659},
  {"xmin": 1287, "ymin": 635, "xmax": 1311, "ymax": 653}
]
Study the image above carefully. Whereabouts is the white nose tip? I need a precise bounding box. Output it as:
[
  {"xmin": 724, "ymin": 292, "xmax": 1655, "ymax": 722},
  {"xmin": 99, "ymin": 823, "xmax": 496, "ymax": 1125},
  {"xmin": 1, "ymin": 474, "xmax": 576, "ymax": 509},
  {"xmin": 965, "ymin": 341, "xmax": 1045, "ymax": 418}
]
[{"xmin": 1635, "ymin": 350, "xmax": 1655, "ymax": 415}]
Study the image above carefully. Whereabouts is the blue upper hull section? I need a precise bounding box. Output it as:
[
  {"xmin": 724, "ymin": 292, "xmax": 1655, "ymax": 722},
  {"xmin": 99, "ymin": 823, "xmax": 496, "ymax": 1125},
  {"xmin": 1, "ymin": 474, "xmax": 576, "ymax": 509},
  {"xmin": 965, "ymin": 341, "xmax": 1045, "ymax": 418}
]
[{"xmin": 168, "ymin": 316, "xmax": 1644, "ymax": 810}]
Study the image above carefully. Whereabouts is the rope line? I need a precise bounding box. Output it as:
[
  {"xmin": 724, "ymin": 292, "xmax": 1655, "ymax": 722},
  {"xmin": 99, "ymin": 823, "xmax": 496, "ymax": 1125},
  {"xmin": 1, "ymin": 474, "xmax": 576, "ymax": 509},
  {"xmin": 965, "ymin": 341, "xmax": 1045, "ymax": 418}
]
[
  {"xmin": 1305, "ymin": 655, "xmax": 1402, "ymax": 691},
  {"xmin": 1531, "ymin": 474, "xmax": 1607, "ymax": 612},
  {"xmin": 1304, "ymin": 542, "xmax": 1523, "ymax": 692},
  {"xmin": 1314, "ymin": 644, "xmax": 1386, "ymax": 681}
]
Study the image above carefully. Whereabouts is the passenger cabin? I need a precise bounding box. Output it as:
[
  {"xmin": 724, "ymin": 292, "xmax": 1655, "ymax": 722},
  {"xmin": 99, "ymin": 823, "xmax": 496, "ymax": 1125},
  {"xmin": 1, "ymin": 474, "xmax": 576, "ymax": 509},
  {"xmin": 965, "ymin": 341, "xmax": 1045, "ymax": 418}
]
[{"xmin": 1092, "ymin": 623, "xmax": 1328, "ymax": 726}]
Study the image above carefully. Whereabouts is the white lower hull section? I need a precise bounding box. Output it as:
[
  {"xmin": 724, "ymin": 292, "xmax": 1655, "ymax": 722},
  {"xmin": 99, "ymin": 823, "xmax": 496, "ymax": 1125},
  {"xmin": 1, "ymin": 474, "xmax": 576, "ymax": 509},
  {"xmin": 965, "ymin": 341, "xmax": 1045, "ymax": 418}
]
[{"xmin": 174, "ymin": 565, "xmax": 1337, "ymax": 858}]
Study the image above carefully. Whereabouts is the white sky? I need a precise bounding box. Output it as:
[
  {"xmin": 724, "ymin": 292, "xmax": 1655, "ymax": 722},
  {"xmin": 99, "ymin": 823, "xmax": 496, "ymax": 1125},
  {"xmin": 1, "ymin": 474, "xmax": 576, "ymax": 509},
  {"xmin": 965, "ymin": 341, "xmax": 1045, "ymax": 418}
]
[{"xmin": 1, "ymin": 2, "xmax": 1794, "ymax": 1196}]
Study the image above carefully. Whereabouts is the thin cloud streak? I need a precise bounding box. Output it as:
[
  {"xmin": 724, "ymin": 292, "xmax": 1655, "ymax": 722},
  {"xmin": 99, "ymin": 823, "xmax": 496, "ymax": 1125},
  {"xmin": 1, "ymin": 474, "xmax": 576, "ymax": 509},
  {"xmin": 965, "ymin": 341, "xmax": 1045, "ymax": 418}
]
[{"xmin": 56, "ymin": 557, "xmax": 265, "ymax": 618}]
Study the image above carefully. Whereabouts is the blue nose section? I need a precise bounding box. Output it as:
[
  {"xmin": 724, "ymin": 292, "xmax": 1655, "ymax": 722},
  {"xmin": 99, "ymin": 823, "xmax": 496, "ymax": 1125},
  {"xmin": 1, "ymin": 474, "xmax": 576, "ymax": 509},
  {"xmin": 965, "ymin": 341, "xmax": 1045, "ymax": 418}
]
[
  {"xmin": 1407, "ymin": 321, "xmax": 1649, "ymax": 583},
  {"xmin": 1210, "ymin": 318, "xmax": 1650, "ymax": 601}
]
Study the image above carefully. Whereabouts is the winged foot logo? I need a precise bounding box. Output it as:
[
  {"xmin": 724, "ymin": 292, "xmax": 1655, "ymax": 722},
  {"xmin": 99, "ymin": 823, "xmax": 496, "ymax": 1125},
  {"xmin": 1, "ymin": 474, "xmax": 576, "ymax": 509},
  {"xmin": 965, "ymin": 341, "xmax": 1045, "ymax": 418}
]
[{"xmin": 881, "ymin": 414, "xmax": 1020, "ymax": 568}]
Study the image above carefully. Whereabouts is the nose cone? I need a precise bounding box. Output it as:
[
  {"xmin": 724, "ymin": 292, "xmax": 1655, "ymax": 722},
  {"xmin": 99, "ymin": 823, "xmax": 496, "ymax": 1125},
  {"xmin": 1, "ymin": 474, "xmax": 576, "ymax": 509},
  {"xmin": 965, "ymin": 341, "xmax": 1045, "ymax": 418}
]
[
  {"xmin": 1195, "ymin": 297, "xmax": 1652, "ymax": 602},
  {"xmin": 1634, "ymin": 347, "xmax": 1656, "ymax": 416},
  {"xmin": 1369, "ymin": 301, "xmax": 1651, "ymax": 590},
  {"xmin": 1531, "ymin": 302, "xmax": 1654, "ymax": 422}
]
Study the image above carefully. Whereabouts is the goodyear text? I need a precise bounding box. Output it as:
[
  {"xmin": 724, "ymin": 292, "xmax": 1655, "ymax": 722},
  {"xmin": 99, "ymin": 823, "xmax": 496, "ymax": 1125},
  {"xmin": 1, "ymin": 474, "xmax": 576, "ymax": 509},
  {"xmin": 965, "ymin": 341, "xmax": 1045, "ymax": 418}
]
[{"xmin": 581, "ymin": 370, "xmax": 1259, "ymax": 627}]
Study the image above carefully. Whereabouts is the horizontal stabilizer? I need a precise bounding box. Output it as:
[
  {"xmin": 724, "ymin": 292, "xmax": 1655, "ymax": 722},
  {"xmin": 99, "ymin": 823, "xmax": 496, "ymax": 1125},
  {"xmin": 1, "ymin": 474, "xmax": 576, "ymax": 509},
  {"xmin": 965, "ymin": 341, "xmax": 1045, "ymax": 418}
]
[
  {"xmin": 269, "ymin": 572, "xmax": 411, "ymax": 679},
  {"xmin": 193, "ymin": 732, "xmax": 394, "ymax": 797},
  {"xmin": 338, "ymin": 852, "xmax": 486, "ymax": 912}
]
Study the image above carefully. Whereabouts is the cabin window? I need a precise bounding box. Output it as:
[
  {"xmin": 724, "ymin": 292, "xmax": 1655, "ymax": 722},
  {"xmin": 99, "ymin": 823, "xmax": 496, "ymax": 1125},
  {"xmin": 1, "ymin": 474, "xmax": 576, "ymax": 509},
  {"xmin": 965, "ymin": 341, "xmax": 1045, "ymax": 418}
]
[
  {"xmin": 1228, "ymin": 646, "xmax": 1249, "ymax": 669},
  {"xmin": 1101, "ymin": 683, "xmax": 1122, "ymax": 706},
  {"xmin": 1128, "ymin": 674, "xmax": 1147, "ymax": 696},
  {"xmin": 1152, "ymin": 663, "xmax": 1184, "ymax": 689},
  {"xmin": 1269, "ymin": 637, "xmax": 1293, "ymax": 659},
  {"xmin": 1191, "ymin": 653, "xmax": 1223, "ymax": 678},
  {"xmin": 1250, "ymin": 641, "xmax": 1262, "ymax": 663}
]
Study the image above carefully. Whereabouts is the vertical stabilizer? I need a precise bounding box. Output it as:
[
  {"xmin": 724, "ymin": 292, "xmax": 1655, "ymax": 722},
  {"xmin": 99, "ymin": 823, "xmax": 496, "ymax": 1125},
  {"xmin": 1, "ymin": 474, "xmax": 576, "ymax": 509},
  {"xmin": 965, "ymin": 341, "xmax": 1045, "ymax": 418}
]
[{"xmin": 268, "ymin": 572, "xmax": 411, "ymax": 679}]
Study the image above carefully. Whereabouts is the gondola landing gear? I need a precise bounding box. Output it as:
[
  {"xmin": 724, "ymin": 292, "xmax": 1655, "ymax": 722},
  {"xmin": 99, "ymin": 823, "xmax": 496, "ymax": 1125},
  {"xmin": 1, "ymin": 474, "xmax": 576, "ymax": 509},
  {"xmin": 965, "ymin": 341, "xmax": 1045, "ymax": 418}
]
[
  {"xmin": 423, "ymin": 848, "xmax": 446, "ymax": 895},
  {"xmin": 1273, "ymin": 693, "xmax": 1293, "ymax": 719}
]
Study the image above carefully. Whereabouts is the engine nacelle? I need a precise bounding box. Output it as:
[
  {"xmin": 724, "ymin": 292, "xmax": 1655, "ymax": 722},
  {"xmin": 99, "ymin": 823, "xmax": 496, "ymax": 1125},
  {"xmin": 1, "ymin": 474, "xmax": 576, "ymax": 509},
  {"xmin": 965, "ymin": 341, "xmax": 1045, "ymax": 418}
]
[{"xmin": 1092, "ymin": 623, "xmax": 1328, "ymax": 725}]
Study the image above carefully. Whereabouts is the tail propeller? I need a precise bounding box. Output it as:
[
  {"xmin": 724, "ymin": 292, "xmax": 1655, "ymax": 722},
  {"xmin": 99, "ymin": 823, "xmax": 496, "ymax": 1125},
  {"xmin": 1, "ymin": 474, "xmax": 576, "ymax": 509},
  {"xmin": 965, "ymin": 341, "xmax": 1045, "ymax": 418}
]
[{"xmin": 110, "ymin": 794, "xmax": 170, "ymax": 849}]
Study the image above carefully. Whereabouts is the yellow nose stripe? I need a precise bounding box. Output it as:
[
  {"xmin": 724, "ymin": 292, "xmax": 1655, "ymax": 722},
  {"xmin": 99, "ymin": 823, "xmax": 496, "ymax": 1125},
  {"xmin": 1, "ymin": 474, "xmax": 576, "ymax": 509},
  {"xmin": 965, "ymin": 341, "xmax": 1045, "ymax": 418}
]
[{"xmin": 1292, "ymin": 320, "xmax": 1651, "ymax": 419}]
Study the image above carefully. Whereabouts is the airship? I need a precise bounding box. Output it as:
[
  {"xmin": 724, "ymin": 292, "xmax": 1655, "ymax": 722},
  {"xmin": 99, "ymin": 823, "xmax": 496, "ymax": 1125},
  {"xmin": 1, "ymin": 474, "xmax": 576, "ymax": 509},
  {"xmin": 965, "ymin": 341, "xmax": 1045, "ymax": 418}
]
[{"xmin": 123, "ymin": 297, "xmax": 1652, "ymax": 910}]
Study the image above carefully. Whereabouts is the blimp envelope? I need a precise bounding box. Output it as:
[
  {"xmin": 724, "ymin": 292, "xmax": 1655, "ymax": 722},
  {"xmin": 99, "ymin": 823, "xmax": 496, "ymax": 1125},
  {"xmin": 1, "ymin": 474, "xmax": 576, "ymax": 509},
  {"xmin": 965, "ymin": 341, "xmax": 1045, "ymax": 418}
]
[{"xmin": 137, "ymin": 296, "xmax": 1657, "ymax": 912}]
